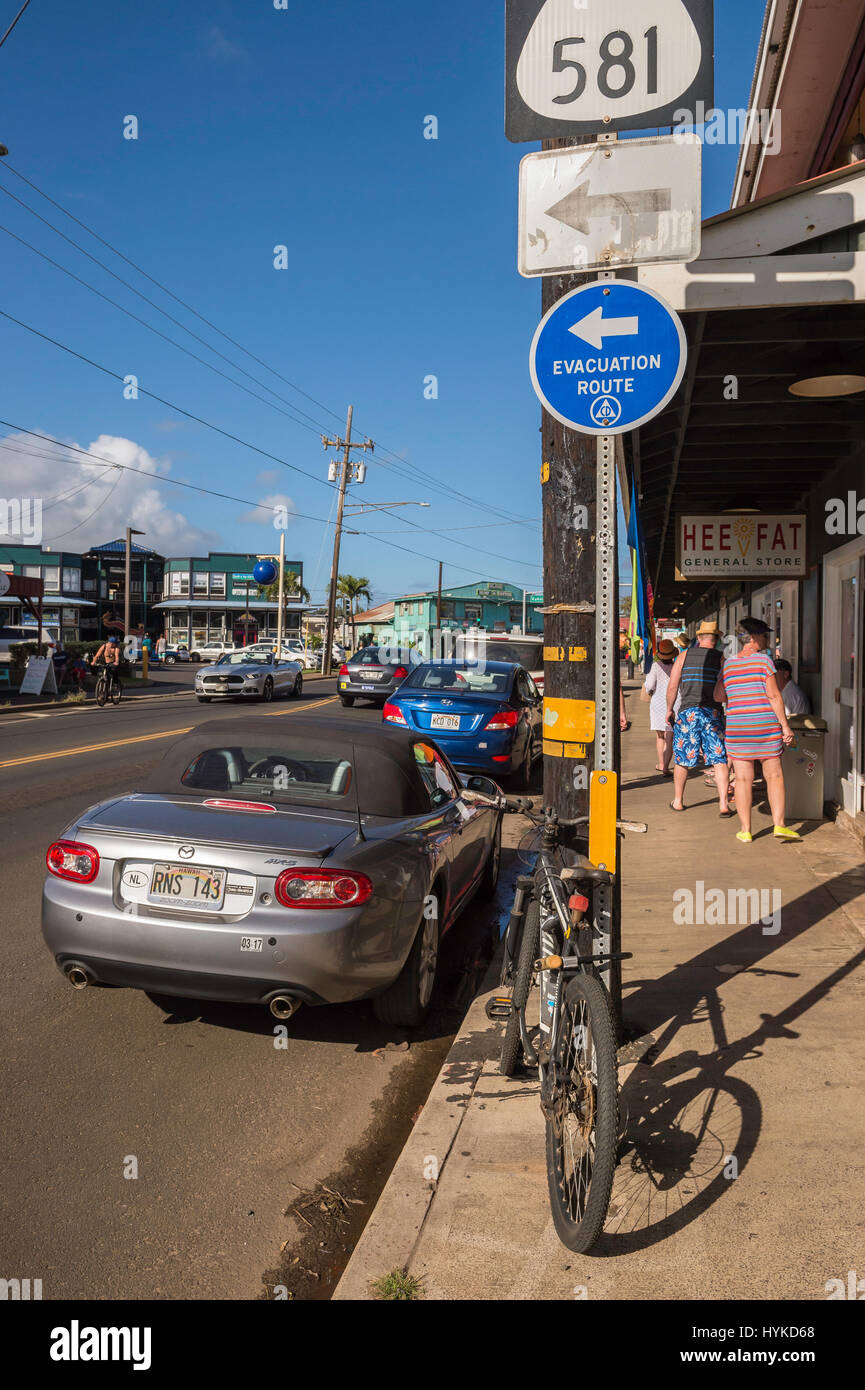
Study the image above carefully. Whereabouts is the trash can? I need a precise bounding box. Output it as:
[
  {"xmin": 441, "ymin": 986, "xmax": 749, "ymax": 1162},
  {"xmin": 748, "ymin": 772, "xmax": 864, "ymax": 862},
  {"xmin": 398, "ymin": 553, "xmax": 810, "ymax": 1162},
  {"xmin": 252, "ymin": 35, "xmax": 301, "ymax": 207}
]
[{"xmin": 784, "ymin": 716, "xmax": 828, "ymax": 820}]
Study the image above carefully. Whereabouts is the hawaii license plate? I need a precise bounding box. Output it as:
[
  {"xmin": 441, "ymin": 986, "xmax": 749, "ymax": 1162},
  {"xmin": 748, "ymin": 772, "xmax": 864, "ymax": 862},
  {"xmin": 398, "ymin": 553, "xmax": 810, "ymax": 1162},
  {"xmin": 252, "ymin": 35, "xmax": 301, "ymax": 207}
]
[
  {"xmin": 430, "ymin": 713, "xmax": 460, "ymax": 731},
  {"xmin": 148, "ymin": 863, "xmax": 226, "ymax": 910}
]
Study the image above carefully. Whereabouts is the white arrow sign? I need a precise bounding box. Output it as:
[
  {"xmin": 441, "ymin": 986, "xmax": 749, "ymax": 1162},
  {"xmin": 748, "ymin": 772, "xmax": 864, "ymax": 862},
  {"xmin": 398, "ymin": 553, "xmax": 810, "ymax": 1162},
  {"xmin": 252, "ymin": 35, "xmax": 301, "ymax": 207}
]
[
  {"xmin": 569, "ymin": 308, "xmax": 640, "ymax": 350},
  {"xmin": 519, "ymin": 134, "xmax": 701, "ymax": 278}
]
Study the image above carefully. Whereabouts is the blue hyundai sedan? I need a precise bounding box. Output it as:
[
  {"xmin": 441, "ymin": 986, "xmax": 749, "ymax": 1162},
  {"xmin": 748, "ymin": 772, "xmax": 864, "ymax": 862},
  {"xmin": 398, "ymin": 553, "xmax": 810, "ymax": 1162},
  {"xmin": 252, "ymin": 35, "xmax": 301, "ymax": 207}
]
[{"xmin": 383, "ymin": 660, "xmax": 542, "ymax": 788}]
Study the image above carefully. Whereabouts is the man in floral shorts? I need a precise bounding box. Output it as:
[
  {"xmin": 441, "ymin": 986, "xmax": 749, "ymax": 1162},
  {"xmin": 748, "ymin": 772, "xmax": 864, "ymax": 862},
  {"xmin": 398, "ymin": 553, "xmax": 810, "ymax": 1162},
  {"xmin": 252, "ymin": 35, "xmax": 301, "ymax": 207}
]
[{"xmin": 665, "ymin": 621, "xmax": 732, "ymax": 816}]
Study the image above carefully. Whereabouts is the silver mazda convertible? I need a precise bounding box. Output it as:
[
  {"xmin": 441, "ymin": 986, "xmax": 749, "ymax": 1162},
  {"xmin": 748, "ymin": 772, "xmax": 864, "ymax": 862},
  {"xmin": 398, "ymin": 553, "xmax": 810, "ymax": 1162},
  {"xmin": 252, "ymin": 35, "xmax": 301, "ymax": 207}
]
[{"xmin": 42, "ymin": 718, "xmax": 504, "ymax": 1026}]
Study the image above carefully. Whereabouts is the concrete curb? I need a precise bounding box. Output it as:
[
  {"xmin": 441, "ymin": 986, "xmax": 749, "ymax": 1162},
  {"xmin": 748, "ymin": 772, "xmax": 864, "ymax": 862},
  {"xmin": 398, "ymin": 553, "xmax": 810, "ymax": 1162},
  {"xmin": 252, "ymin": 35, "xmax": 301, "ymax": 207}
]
[
  {"xmin": 333, "ymin": 962, "xmax": 652, "ymax": 1299},
  {"xmin": 333, "ymin": 959, "xmax": 503, "ymax": 1300}
]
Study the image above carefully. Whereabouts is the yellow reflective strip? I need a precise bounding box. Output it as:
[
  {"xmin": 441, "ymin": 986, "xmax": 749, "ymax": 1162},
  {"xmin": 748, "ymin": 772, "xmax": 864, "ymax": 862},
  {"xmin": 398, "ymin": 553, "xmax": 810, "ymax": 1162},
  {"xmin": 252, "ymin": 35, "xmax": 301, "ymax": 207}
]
[
  {"xmin": 543, "ymin": 697, "xmax": 596, "ymax": 743},
  {"xmin": 589, "ymin": 771, "xmax": 618, "ymax": 873}
]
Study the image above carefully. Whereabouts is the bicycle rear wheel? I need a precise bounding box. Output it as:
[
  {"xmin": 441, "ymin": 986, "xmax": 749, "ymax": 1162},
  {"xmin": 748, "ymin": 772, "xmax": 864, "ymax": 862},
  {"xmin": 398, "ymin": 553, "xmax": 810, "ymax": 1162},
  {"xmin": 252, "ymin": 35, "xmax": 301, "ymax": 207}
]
[
  {"xmin": 110, "ymin": 678, "xmax": 122, "ymax": 705},
  {"xmin": 544, "ymin": 971, "xmax": 618, "ymax": 1253},
  {"xmin": 499, "ymin": 897, "xmax": 539, "ymax": 1077}
]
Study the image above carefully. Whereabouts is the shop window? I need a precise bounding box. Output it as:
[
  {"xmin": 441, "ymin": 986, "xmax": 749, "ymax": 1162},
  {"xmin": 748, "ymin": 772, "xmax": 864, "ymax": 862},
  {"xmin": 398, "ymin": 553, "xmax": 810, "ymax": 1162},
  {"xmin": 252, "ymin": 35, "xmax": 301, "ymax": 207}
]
[
  {"xmin": 209, "ymin": 573, "xmax": 226, "ymax": 597},
  {"xmin": 193, "ymin": 572, "xmax": 208, "ymax": 596},
  {"xmin": 43, "ymin": 567, "xmax": 60, "ymax": 593},
  {"xmin": 464, "ymin": 603, "xmax": 483, "ymax": 624},
  {"xmin": 62, "ymin": 567, "xmax": 81, "ymax": 594},
  {"xmin": 169, "ymin": 572, "xmax": 189, "ymax": 597},
  {"xmin": 440, "ymin": 600, "xmax": 456, "ymax": 620}
]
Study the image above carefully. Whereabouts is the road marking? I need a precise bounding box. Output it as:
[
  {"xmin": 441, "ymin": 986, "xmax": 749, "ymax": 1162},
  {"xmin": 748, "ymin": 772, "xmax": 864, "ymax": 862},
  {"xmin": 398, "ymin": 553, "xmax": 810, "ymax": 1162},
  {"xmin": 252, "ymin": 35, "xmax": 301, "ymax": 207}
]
[{"xmin": 0, "ymin": 696, "xmax": 339, "ymax": 769}]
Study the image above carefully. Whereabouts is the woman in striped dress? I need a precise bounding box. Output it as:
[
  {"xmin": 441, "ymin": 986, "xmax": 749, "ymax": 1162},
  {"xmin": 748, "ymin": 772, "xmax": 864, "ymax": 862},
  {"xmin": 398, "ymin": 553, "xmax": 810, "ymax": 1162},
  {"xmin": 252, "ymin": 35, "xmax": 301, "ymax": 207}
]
[{"xmin": 714, "ymin": 617, "xmax": 799, "ymax": 844}]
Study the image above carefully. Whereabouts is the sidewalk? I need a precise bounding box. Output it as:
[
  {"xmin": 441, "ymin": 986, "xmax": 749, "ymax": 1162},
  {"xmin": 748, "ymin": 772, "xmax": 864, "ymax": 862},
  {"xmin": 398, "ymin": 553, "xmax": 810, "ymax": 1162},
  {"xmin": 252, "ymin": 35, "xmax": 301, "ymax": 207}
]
[{"xmin": 335, "ymin": 680, "xmax": 865, "ymax": 1300}]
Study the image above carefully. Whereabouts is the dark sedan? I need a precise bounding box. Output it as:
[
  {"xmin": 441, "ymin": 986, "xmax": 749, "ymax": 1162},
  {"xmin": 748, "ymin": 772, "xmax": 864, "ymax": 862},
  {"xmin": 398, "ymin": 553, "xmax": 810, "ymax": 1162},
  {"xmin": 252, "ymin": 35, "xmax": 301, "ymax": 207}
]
[{"xmin": 337, "ymin": 645, "xmax": 419, "ymax": 708}]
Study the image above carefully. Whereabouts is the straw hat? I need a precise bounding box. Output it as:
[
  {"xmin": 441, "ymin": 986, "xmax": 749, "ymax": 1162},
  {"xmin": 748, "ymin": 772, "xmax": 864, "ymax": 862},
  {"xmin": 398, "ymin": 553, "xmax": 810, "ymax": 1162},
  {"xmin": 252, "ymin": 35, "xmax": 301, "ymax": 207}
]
[{"xmin": 696, "ymin": 620, "xmax": 721, "ymax": 636}]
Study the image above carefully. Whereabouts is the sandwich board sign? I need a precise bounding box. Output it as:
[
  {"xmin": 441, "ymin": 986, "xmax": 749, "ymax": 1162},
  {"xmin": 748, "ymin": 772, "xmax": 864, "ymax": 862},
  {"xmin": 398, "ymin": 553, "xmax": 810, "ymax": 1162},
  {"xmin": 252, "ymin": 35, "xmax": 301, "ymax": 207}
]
[
  {"xmin": 529, "ymin": 279, "xmax": 687, "ymax": 435},
  {"xmin": 506, "ymin": 0, "xmax": 714, "ymax": 142},
  {"xmin": 519, "ymin": 134, "xmax": 701, "ymax": 276},
  {"xmin": 20, "ymin": 655, "xmax": 58, "ymax": 696}
]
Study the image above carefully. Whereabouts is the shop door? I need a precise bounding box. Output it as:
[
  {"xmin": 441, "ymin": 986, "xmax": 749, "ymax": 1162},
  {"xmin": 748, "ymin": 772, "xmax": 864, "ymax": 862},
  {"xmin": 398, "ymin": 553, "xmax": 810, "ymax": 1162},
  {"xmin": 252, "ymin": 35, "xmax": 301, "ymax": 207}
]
[{"xmin": 828, "ymin": 556, "xmax": 863, "ymax": 814}]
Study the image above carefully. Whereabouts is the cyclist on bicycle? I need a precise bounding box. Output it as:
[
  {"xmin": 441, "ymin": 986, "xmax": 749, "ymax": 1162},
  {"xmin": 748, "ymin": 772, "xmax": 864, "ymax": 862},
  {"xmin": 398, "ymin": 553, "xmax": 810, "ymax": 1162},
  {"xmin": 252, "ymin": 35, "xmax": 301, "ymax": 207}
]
[{"xmin": 91, "ymin": 635, "xmax": 122, "ymax": 695}]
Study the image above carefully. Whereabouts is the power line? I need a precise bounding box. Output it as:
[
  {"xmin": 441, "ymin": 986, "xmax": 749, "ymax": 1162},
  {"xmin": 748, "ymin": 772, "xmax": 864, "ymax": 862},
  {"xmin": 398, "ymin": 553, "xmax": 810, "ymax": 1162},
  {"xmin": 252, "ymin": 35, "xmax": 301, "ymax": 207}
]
[
  {"xmin": 0, "ymin": 0, "xmax": 31, "ymax": 51},
  {"xmin": 0, "ymin": 160, "xmax": 539, "ymax": 533},
  {"xmin": 0, "ymin": 310, "xmax": 540, "ymax": 571},
  {"xmin": 0, "ymin": 424, "xmax": 537, "ymax": 582}
]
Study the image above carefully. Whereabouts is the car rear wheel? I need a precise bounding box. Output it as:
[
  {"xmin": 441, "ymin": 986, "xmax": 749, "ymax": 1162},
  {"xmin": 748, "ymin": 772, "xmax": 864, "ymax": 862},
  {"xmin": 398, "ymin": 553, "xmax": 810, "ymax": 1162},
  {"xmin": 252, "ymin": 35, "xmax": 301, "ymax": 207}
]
[
  {"xmin": 373, "ymin": 903, "xmax": 439, "ymax": 1028},
  {"xmin": 262, "ymin": 677, "xmax": 274, "ymax": 703},
  {"xmin": 340, "ymin": 695, "xmax": 354, "ymax": 707}
]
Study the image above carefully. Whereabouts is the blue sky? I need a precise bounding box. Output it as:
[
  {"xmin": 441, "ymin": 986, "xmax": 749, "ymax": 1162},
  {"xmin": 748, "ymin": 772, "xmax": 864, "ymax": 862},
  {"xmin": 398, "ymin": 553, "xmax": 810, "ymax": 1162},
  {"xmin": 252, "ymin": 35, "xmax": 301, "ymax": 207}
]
[{"xmin": 0, "ymin": 0, "xmax": 766, "ymax": 607}]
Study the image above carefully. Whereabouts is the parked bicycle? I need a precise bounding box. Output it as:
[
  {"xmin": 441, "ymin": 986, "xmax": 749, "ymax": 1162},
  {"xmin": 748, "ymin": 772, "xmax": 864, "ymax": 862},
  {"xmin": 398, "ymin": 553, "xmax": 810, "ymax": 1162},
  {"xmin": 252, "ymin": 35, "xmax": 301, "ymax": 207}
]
[{"xmin": 489, "ymin": 799, "xmax": 645, "ymax": 1253}]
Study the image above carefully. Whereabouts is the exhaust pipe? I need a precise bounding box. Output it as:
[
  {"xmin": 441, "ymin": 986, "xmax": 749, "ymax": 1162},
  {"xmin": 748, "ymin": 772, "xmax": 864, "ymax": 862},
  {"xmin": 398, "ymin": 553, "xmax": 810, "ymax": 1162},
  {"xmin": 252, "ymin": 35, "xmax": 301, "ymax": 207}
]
[
  {"xmin": 65, "ymin": 963, "xmax": 93, "ymax": 990},
  {"xmin": 268, "ymin": 993, "xmax": 302, "ymax": 1021}
]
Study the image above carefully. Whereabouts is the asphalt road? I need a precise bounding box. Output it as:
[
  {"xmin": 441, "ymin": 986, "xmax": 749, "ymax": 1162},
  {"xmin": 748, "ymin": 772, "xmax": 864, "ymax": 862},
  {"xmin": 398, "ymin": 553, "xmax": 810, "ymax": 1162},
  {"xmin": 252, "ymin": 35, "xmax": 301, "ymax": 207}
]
[{"xmin": 0, "ymin": 673, "xmax": 521, "ymax": 1300}]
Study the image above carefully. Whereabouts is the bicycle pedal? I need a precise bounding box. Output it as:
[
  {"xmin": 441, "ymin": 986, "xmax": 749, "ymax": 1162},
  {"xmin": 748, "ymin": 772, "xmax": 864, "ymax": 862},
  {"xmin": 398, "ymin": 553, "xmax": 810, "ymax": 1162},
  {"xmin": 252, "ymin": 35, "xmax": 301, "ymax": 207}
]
[{"xmin": 485, "ymin": 996, "xmax": 514, "ymax": 1021}]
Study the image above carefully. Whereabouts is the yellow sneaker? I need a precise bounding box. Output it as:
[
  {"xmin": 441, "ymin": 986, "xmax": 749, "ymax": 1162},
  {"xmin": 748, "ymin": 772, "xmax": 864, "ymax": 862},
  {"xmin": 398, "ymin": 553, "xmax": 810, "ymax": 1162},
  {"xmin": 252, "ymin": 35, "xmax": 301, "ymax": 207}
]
[
  {"xmin": 736, "ymin": 831, "xmax": 753, "ymax": 844},
  {"xmin": 774, "ymin": 826, "xmax": 801, "ymax": 840}
]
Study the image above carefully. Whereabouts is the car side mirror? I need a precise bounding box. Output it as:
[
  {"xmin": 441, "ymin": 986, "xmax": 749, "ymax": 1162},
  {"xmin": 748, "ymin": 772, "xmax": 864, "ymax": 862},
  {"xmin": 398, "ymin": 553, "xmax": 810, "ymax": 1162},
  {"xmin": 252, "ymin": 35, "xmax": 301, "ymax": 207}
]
[{"xmin": 465, "ymin": 775, "xmax": 499, "ymax": 798}]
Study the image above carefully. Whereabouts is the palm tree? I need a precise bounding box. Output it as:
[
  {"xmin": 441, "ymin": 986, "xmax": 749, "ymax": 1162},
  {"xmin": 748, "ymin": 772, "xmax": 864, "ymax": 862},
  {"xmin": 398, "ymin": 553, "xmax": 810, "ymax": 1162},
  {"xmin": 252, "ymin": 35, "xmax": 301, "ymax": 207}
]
[{"xmin": 337, "ymin": 574, "xmax": 372, "ymax": 650}]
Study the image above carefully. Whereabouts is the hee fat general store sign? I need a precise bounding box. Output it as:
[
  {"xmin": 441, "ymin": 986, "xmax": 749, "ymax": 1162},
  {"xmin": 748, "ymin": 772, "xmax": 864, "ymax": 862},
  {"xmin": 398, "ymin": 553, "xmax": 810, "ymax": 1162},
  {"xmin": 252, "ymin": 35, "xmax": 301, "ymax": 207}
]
[{"xmin": 677, "ymin": 515, "xmax": 807, "ymax": 580}]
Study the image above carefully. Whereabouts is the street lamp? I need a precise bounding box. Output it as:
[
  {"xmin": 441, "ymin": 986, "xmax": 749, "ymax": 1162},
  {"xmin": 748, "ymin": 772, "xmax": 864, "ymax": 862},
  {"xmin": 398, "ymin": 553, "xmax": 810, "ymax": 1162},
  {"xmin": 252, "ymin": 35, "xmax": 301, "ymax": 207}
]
[{"xmin": 124, "ymin": 526, "xmax": 145, "ymax": 646}]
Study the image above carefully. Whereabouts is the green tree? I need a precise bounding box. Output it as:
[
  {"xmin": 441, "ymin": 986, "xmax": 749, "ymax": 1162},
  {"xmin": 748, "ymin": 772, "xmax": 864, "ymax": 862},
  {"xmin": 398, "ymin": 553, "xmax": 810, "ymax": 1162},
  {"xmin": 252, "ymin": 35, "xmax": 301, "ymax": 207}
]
[
  {"xmin": 337, "ymin": 574, "xmax": 372, "ymax": 649},
  {"xmin": 261, "ymin": 569, "xmax": 310, "ymax": 640}
]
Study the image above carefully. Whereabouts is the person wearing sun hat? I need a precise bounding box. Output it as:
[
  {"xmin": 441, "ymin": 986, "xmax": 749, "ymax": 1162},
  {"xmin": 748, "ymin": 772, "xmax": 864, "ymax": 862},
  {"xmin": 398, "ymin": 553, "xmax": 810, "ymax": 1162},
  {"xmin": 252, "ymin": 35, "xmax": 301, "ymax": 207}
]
[
  {"xmin": 665, "ymin": 621, "xmax": 732, "ymax": 815},
  {"xmin": 643, "ymin": 637, "xmax": 680, "ymax": 774}
]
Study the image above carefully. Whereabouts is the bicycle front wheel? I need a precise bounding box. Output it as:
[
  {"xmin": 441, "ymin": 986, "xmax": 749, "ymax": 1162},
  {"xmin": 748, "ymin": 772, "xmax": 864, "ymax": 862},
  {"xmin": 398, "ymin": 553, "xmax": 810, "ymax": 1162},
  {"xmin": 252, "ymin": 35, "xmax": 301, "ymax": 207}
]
[
  {"xmin": 95, "ymin": 676, "xmax": 107, "ymax": 707},
  {"xmin": 544, "ymin": 971, "xmax": 618, "ymax": 1253},
  {"xmin": 499, "ymin": 897, "xmax": 539, "ymax": 1077}
]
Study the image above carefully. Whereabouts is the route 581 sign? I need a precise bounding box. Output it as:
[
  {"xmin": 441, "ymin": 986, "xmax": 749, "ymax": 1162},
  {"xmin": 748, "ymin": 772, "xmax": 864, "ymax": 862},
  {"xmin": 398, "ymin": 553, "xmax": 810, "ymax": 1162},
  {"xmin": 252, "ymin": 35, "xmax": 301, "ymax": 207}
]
[{"xmin": 506, "ymin": 0, "xmax": 714, "ymax": 142}]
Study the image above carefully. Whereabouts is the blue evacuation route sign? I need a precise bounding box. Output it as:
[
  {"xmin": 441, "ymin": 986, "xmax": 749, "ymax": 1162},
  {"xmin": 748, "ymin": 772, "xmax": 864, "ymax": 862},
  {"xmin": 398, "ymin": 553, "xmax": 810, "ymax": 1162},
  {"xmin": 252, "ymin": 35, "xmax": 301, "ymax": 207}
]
[{"xmin": 530, "ymin": 280, "xmax": 688, "ymax": 436}]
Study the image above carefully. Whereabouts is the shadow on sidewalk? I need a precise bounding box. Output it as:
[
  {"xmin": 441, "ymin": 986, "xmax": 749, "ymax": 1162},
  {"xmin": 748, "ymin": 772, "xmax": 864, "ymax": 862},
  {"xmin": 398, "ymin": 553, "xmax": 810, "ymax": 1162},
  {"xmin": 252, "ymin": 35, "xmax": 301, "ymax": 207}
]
[{"xmin": 584, "ymin": 873, "xmax": 865, "ymax": 1255}]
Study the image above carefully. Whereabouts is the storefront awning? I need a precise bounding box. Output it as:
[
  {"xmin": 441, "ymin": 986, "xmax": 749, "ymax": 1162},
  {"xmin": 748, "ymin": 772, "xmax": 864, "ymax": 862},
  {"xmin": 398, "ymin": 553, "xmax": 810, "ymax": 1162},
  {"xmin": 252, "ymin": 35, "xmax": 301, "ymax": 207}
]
[{"xmin": 628, "ymin": 162, "xmax": 865, "ymax": 614}]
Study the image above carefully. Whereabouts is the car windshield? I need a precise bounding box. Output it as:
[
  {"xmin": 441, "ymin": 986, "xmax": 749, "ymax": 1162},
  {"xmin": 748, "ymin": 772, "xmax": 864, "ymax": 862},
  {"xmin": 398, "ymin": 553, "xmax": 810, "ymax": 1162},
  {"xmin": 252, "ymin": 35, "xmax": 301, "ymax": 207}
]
[
  {"xmin": 180, "ymin": 745, "xmax": 354, "ymax": 804},
  {"xmin": 466, "ymin": 640, "xmax": 541, "ymax": 668},
  {"xmin": 216, "ymin": 651, "xmax": 272, "ymax": 666},
  {"xmin": 402, "ymin": 664, "xmax": 511, "ymax": 695}
]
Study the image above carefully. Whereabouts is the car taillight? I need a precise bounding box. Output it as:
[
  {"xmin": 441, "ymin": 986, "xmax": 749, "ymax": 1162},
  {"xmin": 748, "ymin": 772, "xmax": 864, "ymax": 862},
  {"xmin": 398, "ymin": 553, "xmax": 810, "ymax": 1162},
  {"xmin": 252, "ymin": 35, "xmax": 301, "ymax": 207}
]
[
  {"xmin": 383, "ymin": 701, "xmax": 407, "ymax": 724},
  {"xmin": 274, "ymin": 869, "xmax": 373, "ymax": 909},
  {"xmin": 339, "ymin": 664, "xmax": 349, "ymax": 676},
  {"xmin": 203, "ymin": 799, "xmax": 276, "ymax": 814},
  {"xmin": 46, "ymin": 839, "xmax": 100, "ymax": 883},
  {"xmin": 393, "ymin": 666, "xmax": 408, "ymax": 680},
  {"xmin": 484, "ymin": 708, "xmax": 519, "ymax": 730}
]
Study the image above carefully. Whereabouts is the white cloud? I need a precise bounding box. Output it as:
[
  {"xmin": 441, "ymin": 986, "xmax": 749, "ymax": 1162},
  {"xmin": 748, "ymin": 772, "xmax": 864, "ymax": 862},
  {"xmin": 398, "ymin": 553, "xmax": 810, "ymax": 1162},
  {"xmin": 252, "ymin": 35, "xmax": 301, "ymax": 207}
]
[
  {"xmin": 201, "ymin": 26, "xmax": 249, "ymax": 64},
  {"xmin": 238, "ymin": 493, "xmax": 296, "ymax": 527},
  {"xmin": 0, "ymin": 432, "xmax": 221, "ymax": 556}
]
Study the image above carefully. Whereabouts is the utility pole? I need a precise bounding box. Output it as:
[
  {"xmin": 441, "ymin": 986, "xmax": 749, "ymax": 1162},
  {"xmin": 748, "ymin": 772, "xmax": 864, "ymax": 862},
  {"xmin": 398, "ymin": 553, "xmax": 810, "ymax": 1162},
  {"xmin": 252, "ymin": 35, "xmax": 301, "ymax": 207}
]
[
  {"xmin": 436, "ymin": 561, "xmax": 443, "ymax": 653},
  {"xmin": 321, "ymin": 407, "xmax": 374, "ymax": 675},
  {"xmin": 539, "ymin": 137, "xmax": 622, "ymax": 1011}
]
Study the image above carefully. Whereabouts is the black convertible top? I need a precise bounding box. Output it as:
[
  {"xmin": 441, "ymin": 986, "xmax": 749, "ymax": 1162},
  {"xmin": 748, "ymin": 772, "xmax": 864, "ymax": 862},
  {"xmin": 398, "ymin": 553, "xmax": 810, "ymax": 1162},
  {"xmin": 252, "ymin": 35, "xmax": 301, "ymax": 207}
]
[{"xmin": 141, "ymin": 716, "xmax": 438, "ymax": 818}]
